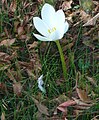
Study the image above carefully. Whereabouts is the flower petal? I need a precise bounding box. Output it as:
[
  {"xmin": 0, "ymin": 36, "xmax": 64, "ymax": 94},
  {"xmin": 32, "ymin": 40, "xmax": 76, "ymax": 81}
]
[
  {"xmin": 55, "ymin": 10, "xmax": 65, "ymax": 23},
  {"xmin": 54, "ymin": 21, "xmax": 69, "ymax": 40},
  {"xmin": 37, "ymin": 75, "xmax": 46, "ymax": 93},
  {"xmin": 33, "ymin": 17, "xmax": 49, "ymax": 37},
  {"xmin": 49, "ymin": 30, "xmax": 64, "ymax": 41},
  {"xmin": 64, "ymin": 21, "xmax": 69, "ymax": 33},
  {"xmin": 54, "ymin": 10, "xmax": 68, "ymax": 36},
  {"xmin": 33, "ymin": 33, "xmax": 52, "ymax": 41},
  {"xmin": 41, "ymin": 3, "xmax": 55, "ymax": 28}
]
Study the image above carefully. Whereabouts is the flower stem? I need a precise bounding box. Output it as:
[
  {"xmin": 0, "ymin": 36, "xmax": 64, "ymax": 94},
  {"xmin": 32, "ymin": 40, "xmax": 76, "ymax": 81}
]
[{"xmin": 55, "ymin": 40, "xmax": 68, "ymax": 79}]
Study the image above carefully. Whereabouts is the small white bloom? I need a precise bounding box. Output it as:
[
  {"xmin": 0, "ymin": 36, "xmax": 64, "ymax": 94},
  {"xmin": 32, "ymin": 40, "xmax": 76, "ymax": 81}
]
[
  {"xmin": 33, "ymin": 3, "xmax": 69, "ymax": 41},
  {"xmin": 37, "ymin": 75, "xmax": 46, "ymax": 93}
]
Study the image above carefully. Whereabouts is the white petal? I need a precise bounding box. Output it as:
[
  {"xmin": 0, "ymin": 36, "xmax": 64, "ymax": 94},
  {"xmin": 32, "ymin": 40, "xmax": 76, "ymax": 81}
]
[
  {"xmin": 38, "ymin": 75, "xmax": 43, "ymax": 85},
  {"xmin": 64, "ymin": 21, "xmax": 69, "ymax": 33},
  {"xmin": 48, "ymin": 21, "xmax": 69, "ymax": 41},
  {"xmin": 37, "ymin": 75, "xmax": 46, "ymax": 93},
  {"xmin": 49, "ymin": 32, "xmax": 57, "ymax": 41},
  {"xmin": 41, "ymin": 3, "xmax": 55, "ymax": 28},
  {"xmin": 38, "ymin": 85, "xmax": 46, "ymax": 93},
  {"xmin": 54, "ymin": 21, "xmax": 69, "ymax": 40},
  {"xmin": 33, "ymin": 17, "xmax": 49, "ymax": 37},
  {"xmin": 33, "ymin": 33, "xmax": 52, "ymax": 41},
  {"xmin": 55, "ymin": 10, "xmax": 65, "ymax": 23},
  {"xmin": 49, "ymin": 30, "xmax": 64, "ymax": 41}
]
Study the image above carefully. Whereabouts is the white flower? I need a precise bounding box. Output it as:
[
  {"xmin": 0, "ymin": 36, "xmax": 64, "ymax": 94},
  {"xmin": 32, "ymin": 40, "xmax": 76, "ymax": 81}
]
[
  {"xmin": 37, "ymin": 75, "xmax": 46, "ymax": 93},
  {"xmin": 33, "ymin": 3, "xmax": 69, "ymax": 41}
]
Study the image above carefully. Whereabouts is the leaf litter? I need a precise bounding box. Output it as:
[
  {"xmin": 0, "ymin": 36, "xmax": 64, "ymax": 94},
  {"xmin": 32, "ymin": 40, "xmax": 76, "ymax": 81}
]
[{"xmin": 0, "ymin": 0, "xmax": 99, "ymax": 119}]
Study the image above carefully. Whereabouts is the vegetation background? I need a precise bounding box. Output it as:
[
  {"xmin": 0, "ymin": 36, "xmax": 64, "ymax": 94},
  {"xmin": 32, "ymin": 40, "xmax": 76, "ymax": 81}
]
[{"xmin": 0, "ymin": 0, "xmax": 99, "ymax": 119}]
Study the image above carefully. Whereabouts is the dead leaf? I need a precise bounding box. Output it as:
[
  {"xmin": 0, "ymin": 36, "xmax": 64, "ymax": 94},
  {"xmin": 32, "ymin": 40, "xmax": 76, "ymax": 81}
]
[
  {"xmin": 0, "ymin": 65, "xmax": 10, "ymax": 71},
  {"xmin": 37, "ymin": 0, "xmax": 43, "ymax": 4},
  {"xmin": 28, "ymin": 41, "xmax": 38, "ymax": 50},
  {"xmin": 0, "ymin": 52, "xmax": 9, "ymax": 58},
  {"xmin": 93, "ymin": 1, "xmax": 99, "ymax": 6},
  {"xmin": 83, "ymin": 13, "xmax": 99, "ymax": 26},
  {"xmin": 57, "ymin": 100, "xmax": 76, "ymax": 113},
  {"xmin": 63, "ymin": 42, "xmax": 74, "ymax": 51},
  {"xmin": 91, "ymin": 115, "xmax": 99, "ymax": 120},
  {"xmin": 10, "ymin": 51, "xmax": 17, "ymax": 59},
  {"xmin": 80, "ymin": 10, "xmax": 91, "ymax": 22},
  {"xmin": 86, "ymin": 76, "xmax": 97, "ymax": 87},
  {"xmin": 1, "ymin": 112, "xmax": 5, "ymax": 120},
  {"xmin": 26, "ymin": 69, "xmax": 37, "ymax": 80},
  {"xmin": 34, "ymin": 111, "xmax": 46, "ymax": 120},
  {"xmin": 31, "ymin": 97, "xmax": 49, "ymax": 116},
  {"xmin": 73, "ymin": 109, "xmax": 83, "ymax": 116},
  {"xmin": 76, "ymin": 88, "xmax": 91, "ymax": 102},
  {"xmin": 23, "ymin": 15, "xmax": 29, "ymax": 26},
  {"xmin": 72, "ymin": 97, "xmax": 92, "ymax": 106},
  {"xmin": 18, "ymin": 35, "xmax": 27, "ymax": 40},
  {"xmin": 50, "ymin": 94, "xmax": 68, "ymax": 104},
  {"xmin": 73, "ymin": 105, "xmax": 90, "ymax": 110},
  {"xmin": 0, "ymin": 38, "xmax": 15, "ymax": 46},
  {"xmin": 9, "ymin": 0, "xmax": 17, "ymax": 12},
  {"xmin": 59, "ymin": 100, "xmax": 76, "ymax": 107},
  {"xmin": 18, "ymin": 61, "xmax": 33, "ymax": 70},
  {"xmin": 13, "ymin": 82, "xmax": 22, "ymax": 96},
  {"xmin": 14, "ymin": 21, "xmax": 20, "ymax": 32},
  {"xmin": 17, "ymin": 26, "xmax": 24, "ymax": 36},
  {"xmin": 0, "ymin": 82, "xmax": 8, "ymax": 93},
  {"xmin": 6, "ymin": 69, "xmax": 15, "ymax": 81},
  {"xmin": 2, "ymin": 0, "xmax": 5, "ymax": 4},
  {"xmin": 0, "ymin": 52, "xmax": 11, "ymax": 64},
  {"xmin": 57, "ymin": 106, "xmax": 67, "ymax": 113},
  {"xmin": 62, "ymin": 0, "xmax": 73, "ymax": 11},
  {"xmin": 4, "ymin": 27, "xmax": 9, "ymax": 38},
  {"xmin": 82, "ymin": 40, "xmax": 95, "ymax": 50}
]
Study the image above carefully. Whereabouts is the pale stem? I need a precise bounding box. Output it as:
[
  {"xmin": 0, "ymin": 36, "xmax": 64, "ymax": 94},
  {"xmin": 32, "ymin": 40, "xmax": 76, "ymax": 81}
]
[{"xmin": 55, "ymin": 40, "xmax": 68, "ymax": 79}]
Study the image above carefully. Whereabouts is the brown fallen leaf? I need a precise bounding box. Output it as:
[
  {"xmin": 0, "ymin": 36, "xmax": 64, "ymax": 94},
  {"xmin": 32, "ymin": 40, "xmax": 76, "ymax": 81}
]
[
  {"xmin": 72, "ymin": 97, "xmax": 92, "ymax": 106},
  {"xmin": 17, "ymin": 26, "xmax": 24, "ymax": 36},
  {"xmin": 57, "ymin": 100, "xmax": 76, "ymax": 113},
  {"xmin": 0, "ymin": 82, "xmax": 8, "ymax": 93},
  {"xmin": 80, "ymin": 10, "xmax": 91, "ymax": 22},
  {"xmin": 76, "ymin": 88, "xmax": 91, "ymax": 102},
  {"xmin": 73, "ymin": 105, "xmax": 90, "ymax": 110},
  {"xmin": 86, "ymin": 76, "xmax": 97, "ymax": 87},
  {"xmin": 28, "ymin": 41, "xmax": 38, "ymax": 50},
  {"xmin": 73, "ymin": 109, "xmax": 83, "ymax": 116},
  {"xmin": 0, "ymin": 52, "xmax": 10, "ymax": 59},
  {"xmin": 0, "ymin": 52, "xmax": 11, "ymax": 64},
  {"xmin": 35, "ymin": 111, "xmax": 47, "ymax": 120},
  {"xmin": 6, "ymin": 69, "xmax": 16, "ymax": 81},
  {"xmin": 18, "ymin": 35, "xmax": 27, "ymax": 40},
  {"xmin": 31, "ymin": 97, "xmax": 49, "ymax": 116},
  {"xmin": 9, "ymin": 0, "xmax": 17, "ymax": 12},
  {"xmin": 63, "ymin": 42, "xmax": 74, "ymax": 52},
  {"xmin": 26, "ymin": 69, "xmax": 36, "ymax": 78},
  {"xmin": 57, "ymin": 106, "xmax": 67, "ymax": 113},
  {"xmin": 62, "ymin": 0, "xmax": 73, "ymax": 11},
  {"xmin": 4, "ymin": 27, "xmax": 9, "ymax": 38},
  {"xmin": 0, "ymin": 38, "xmax": 15, "ymax": 46},
  {"xmin": 91, "ymin": 115, "xmax": 99, "ymax": 120},
  {"xmin": 0, "ymin": 65, "xmax": 10, "ymax": 71},
  {"xmin": 82, "ymin": 40, "xmax": 95, "ymax": 50},
  {"xmin": 13, "ymin": 82, "xmax": 22, "ymax": 96},
  {"xmin": 1, "ymin": 112, "xmax": 5, "ymax": 120},
  {"xmin": 83, "ymin": 13, "xmax": 99, "ymax": 26},
  {"xmin": 59, "ymin": 100, "xmax": 76, "ymax": 107},
  {"xmin": 37, "ymin": 0, "xmax": 43, "ymax": 4}
]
